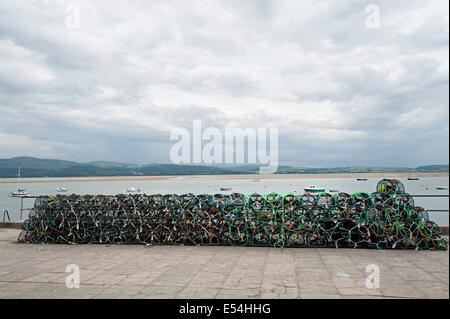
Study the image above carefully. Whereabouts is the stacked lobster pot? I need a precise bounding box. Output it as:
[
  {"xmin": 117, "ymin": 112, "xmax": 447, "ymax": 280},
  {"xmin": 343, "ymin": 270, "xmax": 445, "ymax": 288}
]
[{"xmin": 18, "ymin": 179, "xmax": 447, "ymax": 250}]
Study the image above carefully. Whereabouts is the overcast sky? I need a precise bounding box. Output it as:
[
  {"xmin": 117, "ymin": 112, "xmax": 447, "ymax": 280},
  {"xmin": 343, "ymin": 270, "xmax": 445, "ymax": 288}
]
[{"xmin": 0, "ymin": 0, "xmax": 448, "ymax": 167}]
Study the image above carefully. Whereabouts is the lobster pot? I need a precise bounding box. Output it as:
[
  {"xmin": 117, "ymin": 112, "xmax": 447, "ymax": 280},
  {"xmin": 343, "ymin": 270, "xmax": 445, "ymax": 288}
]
[{"xmin": 18, "ymin": 179, "xmax": 448, "ymax": 250}]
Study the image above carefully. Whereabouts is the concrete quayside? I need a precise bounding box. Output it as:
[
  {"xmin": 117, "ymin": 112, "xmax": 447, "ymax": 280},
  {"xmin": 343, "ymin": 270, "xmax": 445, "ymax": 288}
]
[{"xmin": 0, "ymin": 228, "xmax": 448, "ymax": 299}]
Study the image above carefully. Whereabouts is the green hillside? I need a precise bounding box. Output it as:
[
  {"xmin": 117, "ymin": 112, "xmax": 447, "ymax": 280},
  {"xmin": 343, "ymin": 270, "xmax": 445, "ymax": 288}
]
[
  {"xmin": 416, "ymin": 165, "xmax": 449, "ymax": 172},
  {"xmin": 0, "ymin": 157, "xmax": 447, "ymax": 178}
]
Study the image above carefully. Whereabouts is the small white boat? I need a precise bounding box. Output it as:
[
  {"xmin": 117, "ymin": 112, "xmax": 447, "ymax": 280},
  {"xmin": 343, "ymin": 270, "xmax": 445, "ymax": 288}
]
[
  {"xmin": 57, "ymin": 187, "xmax": 68, "ymax": 192},
  {"xmin": 126, "ymin": 187, "xmax": 141, "ymax": 193},
  {"xmin": 304, "ymin": 185, "xmax": 326, "ymax": 193},
  {"xmin": 436, "ymin": 186, "xmax": 449, "ymax": 190},
  {"xmin": 10, "ymin": 167, "xmax": 30, "ymax": 197},
  {"xmin": 11, "ymin": 188, "xmax": 30, "ymax": 197}
]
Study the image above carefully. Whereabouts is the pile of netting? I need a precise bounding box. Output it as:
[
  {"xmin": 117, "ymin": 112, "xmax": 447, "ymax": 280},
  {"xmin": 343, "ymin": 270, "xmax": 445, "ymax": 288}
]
[{"xmin": 18, "ymin": 179, "xmax": 447, "ymax": 250}]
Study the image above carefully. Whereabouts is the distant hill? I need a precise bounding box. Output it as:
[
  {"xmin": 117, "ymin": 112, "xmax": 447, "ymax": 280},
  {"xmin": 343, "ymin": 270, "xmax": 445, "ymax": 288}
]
[
  {"xmin": 0, "ymin": 156, "xmax": 79, "ymax": 170},
  {"xmin": 416, "ymin": 165, "xmax": 449, "ymax": 172},
  {"xmin": 0, "ymin": 157, "xmax": 242, "ymax": 177},
  {"xmin": 0, "ymin": 157, "xmax": 447, "ymax": 178}
]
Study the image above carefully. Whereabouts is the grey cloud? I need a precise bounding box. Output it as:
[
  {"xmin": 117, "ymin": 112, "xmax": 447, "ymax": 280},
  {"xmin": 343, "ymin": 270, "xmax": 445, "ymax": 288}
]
[{"xmin": 0, "ymin": 0, "xmax": 448, "ymax": 167}]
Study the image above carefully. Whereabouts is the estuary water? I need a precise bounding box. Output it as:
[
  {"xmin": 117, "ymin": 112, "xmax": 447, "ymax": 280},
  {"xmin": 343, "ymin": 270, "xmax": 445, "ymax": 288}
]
[{"xmin": 1, "ymin": 176, "xmax": 448, "ymax": 224}]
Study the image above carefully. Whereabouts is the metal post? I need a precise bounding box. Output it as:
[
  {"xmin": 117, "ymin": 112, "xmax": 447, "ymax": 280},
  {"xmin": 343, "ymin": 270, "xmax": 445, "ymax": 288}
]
[
  {"xmin": 20, "ymin": 197, "xmax": 24, "ymax": 220},
  {"xmin": 411, "ymin": 194, "xmax": 449, "ymax": 198},
  {"xmin": 3, "ymin": 210, "xmax": 10, "ymax": 225}
]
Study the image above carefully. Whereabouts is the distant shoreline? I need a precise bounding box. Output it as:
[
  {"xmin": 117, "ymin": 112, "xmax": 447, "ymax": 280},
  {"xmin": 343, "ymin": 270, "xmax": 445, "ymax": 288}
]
[{"xmin": 0, "ymin": 172, "xmax": 448, "ymax": 184}]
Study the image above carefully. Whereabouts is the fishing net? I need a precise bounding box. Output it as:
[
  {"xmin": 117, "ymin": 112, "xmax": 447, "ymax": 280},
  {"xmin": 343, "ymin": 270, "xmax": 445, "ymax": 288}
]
[{"xmin": 18, "ymin": 179, "xmax": 447, "ymax": 250}]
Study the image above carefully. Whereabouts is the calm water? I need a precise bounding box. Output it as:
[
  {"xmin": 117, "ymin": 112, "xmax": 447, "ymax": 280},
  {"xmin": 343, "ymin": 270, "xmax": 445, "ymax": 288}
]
[{"xmin": 1, "ymin": 176, "xmax": 448, "ymax": 224}]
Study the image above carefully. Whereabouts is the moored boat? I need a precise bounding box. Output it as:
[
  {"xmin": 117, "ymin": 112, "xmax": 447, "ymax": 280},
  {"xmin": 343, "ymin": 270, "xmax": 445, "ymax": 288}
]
[
  {"xmin": 10, "ymin": 167, "xmax": 30, "ymax": 197},
  {"xmin": 304, "ymin": 185, "xmax": 326, "ymax": 193},
  {"xmin": 11, "ymin": 188, "xmax": 30, "ymax": 197}
]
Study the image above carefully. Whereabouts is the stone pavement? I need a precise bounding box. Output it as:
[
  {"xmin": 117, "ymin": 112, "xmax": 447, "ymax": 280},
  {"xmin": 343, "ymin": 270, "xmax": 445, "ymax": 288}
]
[{"xmin": 0, "ymin": 228, "xmax": 448, "ymax": 299}]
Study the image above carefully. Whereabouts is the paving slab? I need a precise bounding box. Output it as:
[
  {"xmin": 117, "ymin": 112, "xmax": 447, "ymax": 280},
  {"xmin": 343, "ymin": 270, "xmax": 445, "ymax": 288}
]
[{"xmin": 0, "ymin": 228, "xmax": 448, "ymax": 299}]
